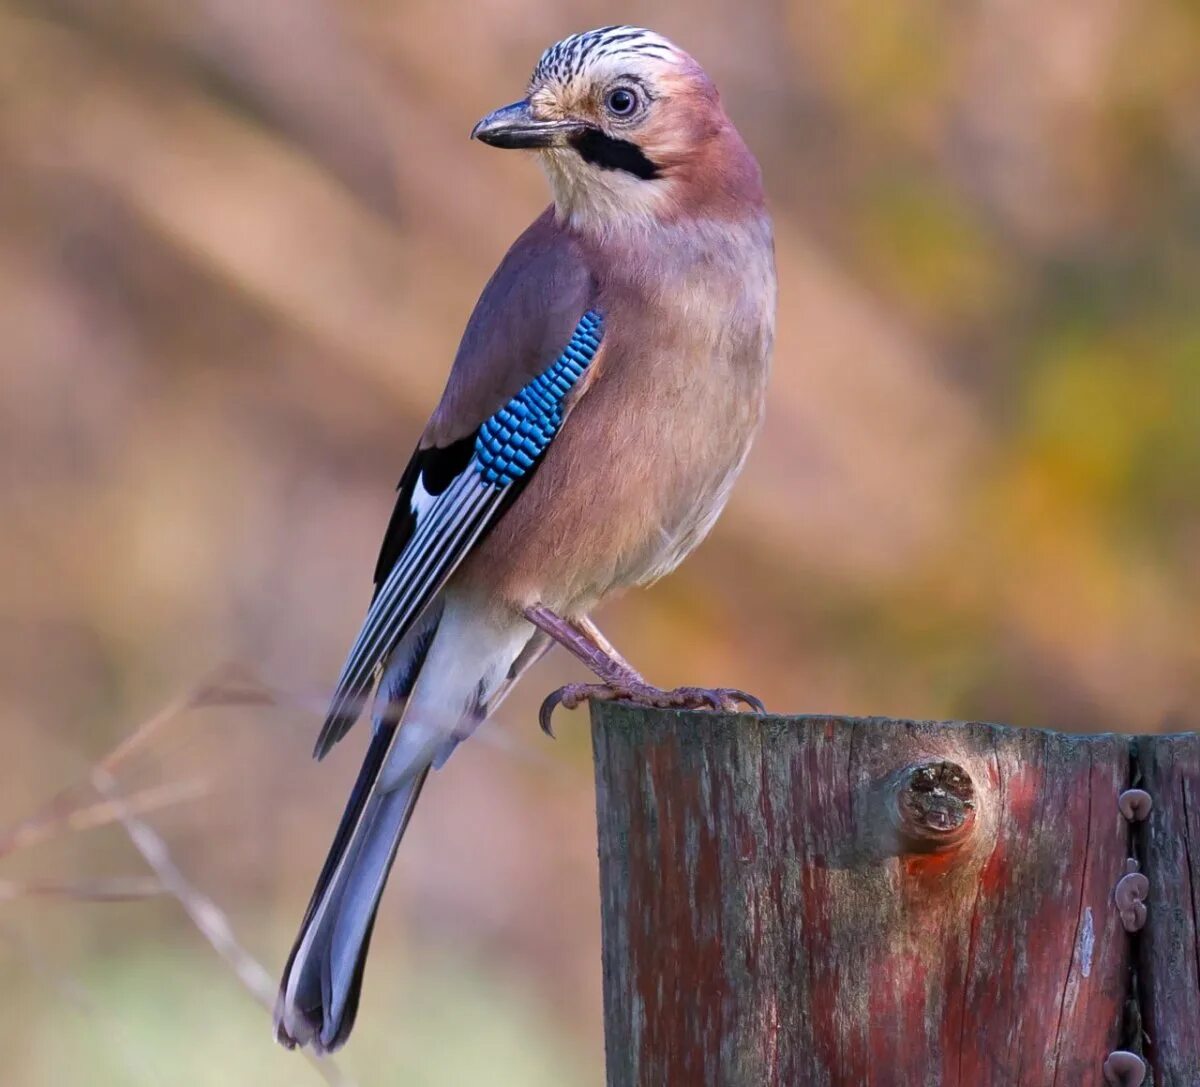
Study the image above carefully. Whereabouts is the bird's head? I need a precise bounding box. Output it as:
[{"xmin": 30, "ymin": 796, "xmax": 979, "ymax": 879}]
[{"xmin": 471, "ymin": 27, "xmax": 762, "ymax": 233}]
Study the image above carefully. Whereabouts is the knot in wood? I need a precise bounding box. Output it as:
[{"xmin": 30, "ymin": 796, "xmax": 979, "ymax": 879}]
[
  {"xmin": 1115, "ymin": 859, "xmax": 1149, "ymax": 933},
  {"xmin": 1102, "ymin": 1050, "xmax": 1146, "ymax": 1086},
  {"xmin": 891, "ymin": 760, "xmax": 976, "ymax": 853},
  {"xmin": 1117, "ymin": 788, "xmax": 1152, "ymax": 822}
]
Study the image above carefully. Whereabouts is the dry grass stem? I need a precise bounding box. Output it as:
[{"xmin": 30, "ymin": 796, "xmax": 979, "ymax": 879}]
[
  {"xmin": 3, "ymin": 667, "xmax": 354, "ymax": 1087},
  {"xmin": 0, "ymin": 876, "xmax": 167, "ymax": 903},
  {"xmin": 0, "ymin": 779, "xmax": 210, "ymax": 859},
  {"xmin": 0, "ymin": 663, "xmax": 271, "ymax": 862}
]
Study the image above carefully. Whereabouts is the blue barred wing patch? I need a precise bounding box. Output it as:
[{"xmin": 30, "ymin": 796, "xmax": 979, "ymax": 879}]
[
  {"xmin": 315, "ymin": 308, "xmax": 604, "ymax": 757},
  {"xmin": 475, "ymin": 310, "xmax": 604, "ymax": 486}
]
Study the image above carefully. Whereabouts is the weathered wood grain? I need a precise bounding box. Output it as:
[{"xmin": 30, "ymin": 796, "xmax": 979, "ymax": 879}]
[
  {"xmin": 1137, "ymin": 733, "xmax": 1200, "ymax": 1085},
  {"xmin": 591, "ymin": 706, "xmax": 1131, "ymax": 1087}
]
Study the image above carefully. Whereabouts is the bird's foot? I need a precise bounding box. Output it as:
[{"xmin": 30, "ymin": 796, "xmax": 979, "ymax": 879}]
[{"xmin": 538, "ymin": 681, "xmax": 765, "ymax": 737}]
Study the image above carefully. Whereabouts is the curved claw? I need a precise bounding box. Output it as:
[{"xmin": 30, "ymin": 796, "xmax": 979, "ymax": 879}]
[
  {"xmin": 727, "ymin": 688, "xmax": 767, "ymax": 714},
  {"xmin": 538, "ymin": 683, "xmax": 613, "ymax": 737},
  {"xmin": 538, "ymin": 688, "xmax": 567, "ymax": 738}
]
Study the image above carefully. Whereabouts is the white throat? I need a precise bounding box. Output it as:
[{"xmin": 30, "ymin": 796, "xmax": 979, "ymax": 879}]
[{"xmin": 540, "ymin": 149, "xmax": 675, "ymax": 237}]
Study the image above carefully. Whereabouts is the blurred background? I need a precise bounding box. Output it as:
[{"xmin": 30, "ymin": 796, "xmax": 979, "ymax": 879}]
[{"xmin": 2, "ymin": 0, "xmax": 1199, "ymax": 1083}]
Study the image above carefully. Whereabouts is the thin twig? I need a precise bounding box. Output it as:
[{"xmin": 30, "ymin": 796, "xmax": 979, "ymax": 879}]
[
  {"xmin": 4, "ymin": 669, "xmax": 350, "ymax": 1084},
  {"xmin": 0, "ymin": 876, "xmax": 167, "ymax": 903},
  {"xmin": 96, "ymin": 690, "xmax": 198, "ymax": 777},
  {"xmin": 0, "ymin": 778, "xmax": 210, "ymax": 859},
  {"xmin": 0, "ymin": 662, "xmax": 263, "ymax": 861}
]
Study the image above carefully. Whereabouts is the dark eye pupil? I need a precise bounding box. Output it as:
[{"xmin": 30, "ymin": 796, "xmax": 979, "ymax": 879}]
[{"xmin": 608, "ymin": 89, "xmax": 635, "ymax": 114}]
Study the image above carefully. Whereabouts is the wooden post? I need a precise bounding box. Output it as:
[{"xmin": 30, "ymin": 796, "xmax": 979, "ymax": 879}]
[
  {"xmin": 1137, "ymin": 733, "xmax": 1200, "ymax": 1085},
  {"xmin": 591, "ymin": 704, "xmax": 1198, "ymax": 1086}
]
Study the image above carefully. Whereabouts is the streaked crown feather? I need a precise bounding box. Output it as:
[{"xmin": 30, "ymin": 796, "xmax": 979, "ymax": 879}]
[{"xmin": 530, "ymin": 26, "xmax": 683, "ymax": 89}]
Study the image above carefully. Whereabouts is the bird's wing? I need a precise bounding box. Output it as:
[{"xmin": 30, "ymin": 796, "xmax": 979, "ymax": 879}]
[{"xmin": 314, "ymin": 210, "xmax": 598, "ymax": 758}]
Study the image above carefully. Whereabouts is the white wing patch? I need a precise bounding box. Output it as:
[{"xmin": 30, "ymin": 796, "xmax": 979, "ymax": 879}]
[{"xmin": 409, "ymin": 477, "xmax": 438, "ymax": 519}]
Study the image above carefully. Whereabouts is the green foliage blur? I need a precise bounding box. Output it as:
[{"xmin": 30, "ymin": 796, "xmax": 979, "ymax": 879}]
[{"xmin": 1, "ymin": 0, "xmax": 1198, "ymax": 1083}]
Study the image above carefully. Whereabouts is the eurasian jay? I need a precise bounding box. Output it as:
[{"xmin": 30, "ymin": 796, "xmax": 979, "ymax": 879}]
[{"xmin": 276, "ymin": 25, "xmax": 776, "ymax": 1052}]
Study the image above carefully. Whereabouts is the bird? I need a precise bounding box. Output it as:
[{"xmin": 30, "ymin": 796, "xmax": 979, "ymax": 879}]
[{"xmin": 274, "ymin": 25, "xmax": 776, "ymax": 1053}]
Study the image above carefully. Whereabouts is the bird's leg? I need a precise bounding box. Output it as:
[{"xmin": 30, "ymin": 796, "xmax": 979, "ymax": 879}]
[
  {"xmin": 571, "ymin": 615, "xmax": 644, "ymax": 682},
  {"xmin": 522, "ymin": 606, "xmax": 643, "ymax": 687},
  {"xmin": 523, "ymin": 605, "xmax": 765, "ymax": 735}
]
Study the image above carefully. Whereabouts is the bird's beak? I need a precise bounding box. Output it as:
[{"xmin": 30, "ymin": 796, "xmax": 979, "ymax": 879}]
[{"xmin": 471, "ymin": 100, "xmax": 589, "ymax": 149}]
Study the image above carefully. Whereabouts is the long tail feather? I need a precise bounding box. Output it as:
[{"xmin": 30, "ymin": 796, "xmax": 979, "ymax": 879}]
[
  {"xmin": 276, "ymin": 613, "xmax": 442, "ymax": 1052},
  {"xmin": 275, "ymin": 719, "xmax": 428, "ymax": 1052},
  {"xmin": 276, "ymin": 608, "xmax": 544, "ymax": 1052}
]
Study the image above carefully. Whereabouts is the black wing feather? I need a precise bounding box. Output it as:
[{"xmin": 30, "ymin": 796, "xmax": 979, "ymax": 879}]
[
  {"xmin": 313, "ymin": 300, "xmax": 604, "ymax": 759},
  {"xmin": 371, "ymin": 435, "xmax": 476, "ymax": 592}
]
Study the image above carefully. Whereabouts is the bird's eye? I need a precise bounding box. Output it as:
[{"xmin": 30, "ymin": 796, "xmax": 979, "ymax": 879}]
[{"xmin": 605, "ymin": 86, "xmax": 638, "ymax": 117}]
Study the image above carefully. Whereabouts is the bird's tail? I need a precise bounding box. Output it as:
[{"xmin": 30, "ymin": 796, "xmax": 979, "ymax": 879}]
[
  {"xmin": 274, "ymin": 719, "xmax": 428, "ymax": 1053},
  {"xmin": 275, "ymin": 604, "xmax": 548, "ymax": 1052}
]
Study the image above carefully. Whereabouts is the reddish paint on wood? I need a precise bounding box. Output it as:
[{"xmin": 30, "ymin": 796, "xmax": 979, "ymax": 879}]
[
  {"xmin": 1137, "ymin": 733, "xmax": 1200, "ymax": 1084},
  {"xmin": 591, "ymin": 707, "xmax": 1131, "ymax": 1087}
]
